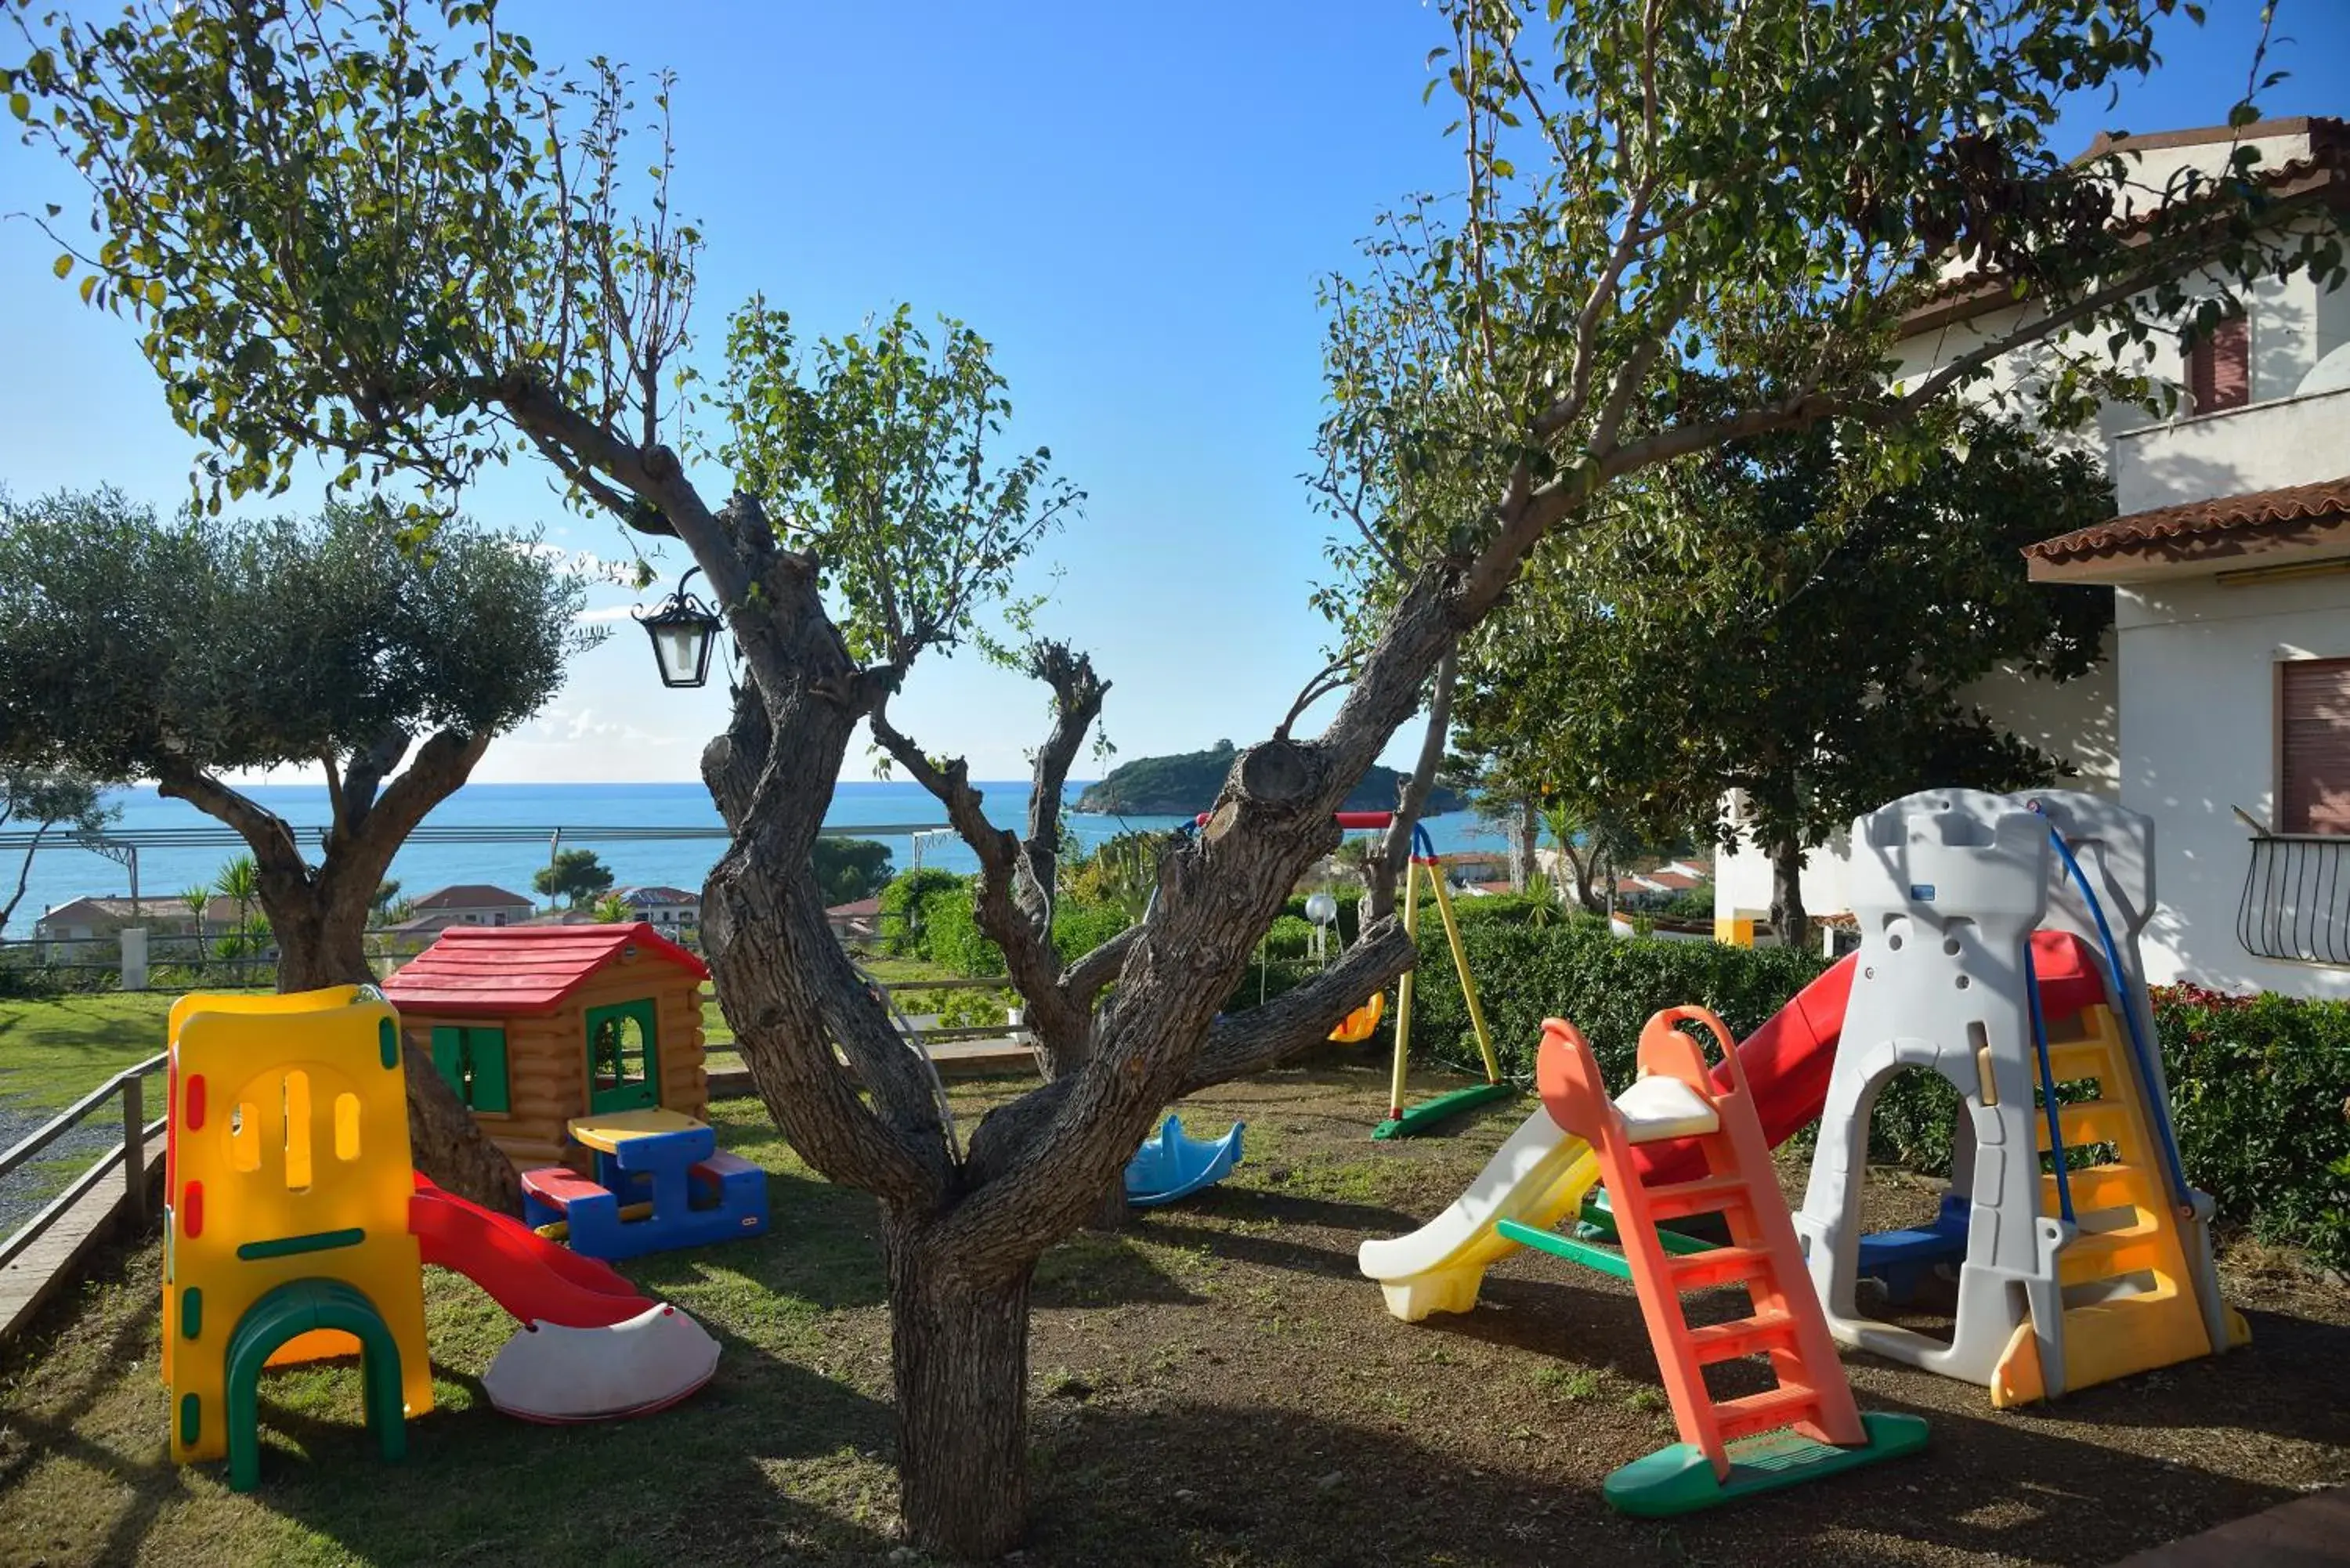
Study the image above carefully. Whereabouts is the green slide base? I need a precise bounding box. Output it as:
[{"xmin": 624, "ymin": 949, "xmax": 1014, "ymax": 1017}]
[
  {"xmin": 1495, "ymin": 1206, "xmax": 1712, "ymax": 1282},
  {"xmin": 1604, "ymin": 1411, "xmax": 1930, "ymax": 1518},
  {"xmin": 1371, "ymin": 1082, "xmax": 1513, "ymax": 1140}
]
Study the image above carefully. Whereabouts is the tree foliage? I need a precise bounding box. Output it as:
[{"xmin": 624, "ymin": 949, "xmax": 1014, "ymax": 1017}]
[
  {"xmin": 1448, "ymin": 410, "xmax": 2117, "ymax": 942},
  {"xmin": 0, "ymin": 492, "xmax": 590, "ymax": 783},
  {"xmin": 536, "ymin": 847, "xmax": 615, "ymax": 909},
  {"xmin": 810, "ymin": 836, "xmax": 893, "ymax": 907},
  {"xmin": 0, "ymin": 767, "xmax": 114, "ymax": 933}
]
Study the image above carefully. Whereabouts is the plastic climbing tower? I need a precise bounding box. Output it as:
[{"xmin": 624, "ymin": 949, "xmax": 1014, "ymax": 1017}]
[
  {"xmin": 163, "ymin": 988, "xmax": 435, "ymax": 1491},
  {"xmin": 1536, "ymin": 1007, "xmax": 1926, "ymax": 1516},
  {"xmin": 1794, "ymin": 789, "xmax": 2246, "ymax": 1406}
]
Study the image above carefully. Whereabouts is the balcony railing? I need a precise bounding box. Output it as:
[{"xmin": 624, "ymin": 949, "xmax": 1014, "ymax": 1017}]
[{"xmin": 2236, "ymin": 831, "xmax": 2350, "ymax": 966}]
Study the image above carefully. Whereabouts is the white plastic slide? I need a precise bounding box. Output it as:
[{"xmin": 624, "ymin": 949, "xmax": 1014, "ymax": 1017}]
[{"xmin": 1357, "ymin": 1107, "xmax": 1603, "ymax": 1321}]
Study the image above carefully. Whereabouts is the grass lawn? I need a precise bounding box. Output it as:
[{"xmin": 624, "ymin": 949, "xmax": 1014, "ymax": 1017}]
[
  {"xmin": 0, "ymin": 992, "xmax": 186, "ymax": 1118},
  {"xmin": 2, "ymin": 1062, "xmax": 2347, "ymax": 1566}
]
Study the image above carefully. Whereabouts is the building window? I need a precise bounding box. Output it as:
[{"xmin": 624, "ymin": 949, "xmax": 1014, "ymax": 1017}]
[
  {"xmin": 2187, "ymin": 312, "xmax": 2250, "ymax": 414},
  {"xmin": 2280, "ymin": 658, "xmax": 2350, "ymax": 835},
  {"xmin": 428, "ymin": 1024, "xmax": 510, "ymax": 1113}
]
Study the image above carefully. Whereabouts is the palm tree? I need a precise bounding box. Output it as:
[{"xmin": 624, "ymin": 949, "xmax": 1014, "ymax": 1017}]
[
  {"xmin": 592, "ymin": 891, "xmax": 629, "ymax": 923},
  {"xmin": 213, "ymin": 854, "xmax": 262, "ymax": 974},
  {"xmin": 179, "ymin": 884, "xmax": 212, "ymax": 976}
]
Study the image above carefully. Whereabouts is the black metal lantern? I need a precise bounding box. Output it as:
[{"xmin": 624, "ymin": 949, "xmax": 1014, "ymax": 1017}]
[{"xmin": 634, "ymin": 566, "xmax": 721, "ymax": 688}]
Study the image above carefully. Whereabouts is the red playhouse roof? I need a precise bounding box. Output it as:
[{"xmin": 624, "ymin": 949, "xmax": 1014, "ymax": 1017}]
[{"xmin": 381, "ymin": 921, "xmax": 710, "ymax": 1017}]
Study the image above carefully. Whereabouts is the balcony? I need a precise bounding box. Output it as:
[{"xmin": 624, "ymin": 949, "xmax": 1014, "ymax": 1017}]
[{"xmin": 2236, "ymin": 832, "xmax": 2350, "ymax": 967}]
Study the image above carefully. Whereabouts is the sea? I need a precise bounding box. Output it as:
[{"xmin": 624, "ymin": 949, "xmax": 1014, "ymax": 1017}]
[{"xmin": 7, "ymin": 780, "xmax": 1506, "ymax": 938}]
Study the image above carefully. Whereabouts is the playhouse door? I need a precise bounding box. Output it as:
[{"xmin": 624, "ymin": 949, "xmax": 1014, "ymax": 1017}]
[{"xmin": 584, "ymin": 1000, "xmax": 661, "ymax": 1114}]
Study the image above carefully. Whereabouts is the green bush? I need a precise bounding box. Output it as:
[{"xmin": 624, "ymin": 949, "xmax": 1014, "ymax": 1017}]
[
  {"xmin": 1407, "ymin": 918, "xmax": 1831, "ymax": 1085},
  {"xmin": 877, "ymin": 869, "xmax": 968, "ymax": 959},
  {"xmin": 2159, "ymin": 984, "xmax": 2350, "ymax": 1270}
]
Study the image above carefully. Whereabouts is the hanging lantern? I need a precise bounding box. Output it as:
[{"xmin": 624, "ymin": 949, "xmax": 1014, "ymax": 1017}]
[{"xmin": 634, "ymin": 566, "xmax": 721, "ymax": 688}]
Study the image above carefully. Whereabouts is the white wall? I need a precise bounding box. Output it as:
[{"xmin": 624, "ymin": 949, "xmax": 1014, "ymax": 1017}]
[
  {"xmin": 2116, "ymin": 572, "xmax": 2350, "ymax": 999},
  {"xmin": 2110, "ymin": 383, "xmax": 2350, "ymax": 514},
  {"xmin": 1712, "ymin": 654, "xmax": 2117, "ymax": 923}
]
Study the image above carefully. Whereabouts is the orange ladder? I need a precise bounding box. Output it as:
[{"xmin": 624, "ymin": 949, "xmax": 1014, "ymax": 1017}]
[{"xmin": 1537, "ymin": 1007, "xmax": 1924, "ymax": 1513}]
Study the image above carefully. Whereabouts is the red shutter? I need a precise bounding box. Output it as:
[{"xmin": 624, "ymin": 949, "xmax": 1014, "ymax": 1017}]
[
  {"xmin": 2281, "ymin": 659, "xmax": 2350, "ymax": 835},
  {"xmin": 2190, "ymin": 314, "xmax": 2251, "ymax": 414}
]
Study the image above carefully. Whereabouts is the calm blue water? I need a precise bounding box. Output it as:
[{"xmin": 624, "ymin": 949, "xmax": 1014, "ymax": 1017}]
[{"xmin": 9, "ymin": 781, "xmax": 1502, "ymax": 936}]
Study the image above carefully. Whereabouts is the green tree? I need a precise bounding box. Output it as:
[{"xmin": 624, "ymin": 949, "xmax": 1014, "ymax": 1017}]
[
  {"xmin": 591, "ymin": 891, "xmax": 630, "ymax": 923},
  {"xmin": 14, "ymin": 2, "xmax": 2326, "ymax": 1552},
  {"xmin": 0, "ymin": 768, "xmax": 114, "ymax": 934},
  {"xmin": 212, "ymin": 852, "xmax": 262, "ymax": 967},
  {"xmin": 535, "ymin": 848, "xmax": 616, "ymax": 909},
  {"xmin": 0, "ymin": 491, "xmax": 591, "ymax": 1209},
  {"xmin": 1448, "ymin": 411, "xmax": 2114, "ymax": 948},
  {"xmin": 371, "ymin": 878, "xmax": 407, "ymax": 923},
  {"xmin": 811, "ymin": 837, "xmax": 894, "ymax": 907}
]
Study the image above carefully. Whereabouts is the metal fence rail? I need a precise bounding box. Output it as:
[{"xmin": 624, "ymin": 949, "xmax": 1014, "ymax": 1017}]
[
  {"xmin": 0, "ymin": 1053, "xmax": 168, "ymax": 1271},
  {"xmin": 2236, "ymin": 833, "xmax": 2350, "ymax": 966}
]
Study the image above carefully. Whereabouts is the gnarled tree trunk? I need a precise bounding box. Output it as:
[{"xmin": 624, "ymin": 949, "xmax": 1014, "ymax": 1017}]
[{"xmin": 884, "ymin": 1215, "xmax": 1035, "ymax": 1559}]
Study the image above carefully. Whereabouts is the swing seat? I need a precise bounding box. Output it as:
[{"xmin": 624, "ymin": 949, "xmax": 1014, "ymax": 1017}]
[{"xmin": 1329, "ymin": 992, "xmax": 1385, "ymax": 1043}]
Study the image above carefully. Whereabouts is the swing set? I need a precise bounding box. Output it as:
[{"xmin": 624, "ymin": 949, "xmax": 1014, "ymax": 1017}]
[{"xmin": 1325, "ymin": 812, "xmax": 1509, "ymax": 1140}]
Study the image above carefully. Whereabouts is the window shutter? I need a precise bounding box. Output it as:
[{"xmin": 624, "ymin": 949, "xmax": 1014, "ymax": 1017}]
[
  {"xmin": 2280, "ymin": 658, "xmax": 2350, "ymax": 835},
  {"xmin": 428, "ymin": 1025, "xmax": 468, "ymax": 1100},
  {"xmin": 467, "ymin": 1027, "xmax": 510, "ymax": 1114},
  {"xmin": 2190, "ymin": 314, "xmax": 2251, "ymax": 414}
]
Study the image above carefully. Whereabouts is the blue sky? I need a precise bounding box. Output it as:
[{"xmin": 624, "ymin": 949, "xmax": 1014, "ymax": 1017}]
[{"xmin": 2, "ymin": 2, "xmax": 2342, "ymax": 785}]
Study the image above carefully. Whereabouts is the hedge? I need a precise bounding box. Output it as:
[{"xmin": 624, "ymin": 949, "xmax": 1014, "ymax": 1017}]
[{"xmin": 1403, "ymin": 918, "xmax": 2350, "ymax": 1270}]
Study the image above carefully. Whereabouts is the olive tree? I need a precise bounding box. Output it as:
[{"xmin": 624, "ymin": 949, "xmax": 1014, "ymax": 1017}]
[
  {"xmin": 0, "ymin": 765, "xmax": 114, "ymax": 933},
  {"xmin": 0, "ymin": 491, "xmax": 591, "ymax": 1207},
  {"xmin": 13, "ymin": 0, "xmax": 2337, "ymax": 1552}
]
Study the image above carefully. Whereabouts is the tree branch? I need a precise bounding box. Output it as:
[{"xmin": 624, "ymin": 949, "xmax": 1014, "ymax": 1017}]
[
  {"xmin": 869, "ymin": 692, "xmax": 1088, "ymax": 1059},
  {"xmin": 1370, "ymin": 646, "xmax": 1459, "ymax": 922},
  {"xmin": 1184, "ymin": 916, "xmax": 1418, "ymax": 1092},
  {"xmin": 1017, "ymin": 641, "xmax": 1108, "ymax": 934}
]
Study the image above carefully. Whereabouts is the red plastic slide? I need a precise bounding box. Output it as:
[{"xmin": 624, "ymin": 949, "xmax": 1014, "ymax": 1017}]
[
  {"xmin": 409, "ymin": 1175, "xmax": 648, "ymax": 1329},
  {"xmin": 1630, "ymin": 930, "xmax": 2110, "ymax": 1187}
]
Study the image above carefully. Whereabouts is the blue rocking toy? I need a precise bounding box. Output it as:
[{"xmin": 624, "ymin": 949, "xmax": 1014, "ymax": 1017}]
[{"xmin": 1123, "ymin": 1114, "xmax": 1246, "ymax": 1208}]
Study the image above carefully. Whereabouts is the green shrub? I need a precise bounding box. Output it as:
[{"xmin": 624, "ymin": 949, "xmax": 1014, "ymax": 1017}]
[
  {"xmin": 877, "ymin": 869, "xmax": 967, "ymax": 959},
  {"xmin": 2158, "ymin": 984, "xmax": 2350, "ymax": 1270},
  {"xmin": 1406, "ymin": 919, "xmax": 1831, "ymax": 1085}
]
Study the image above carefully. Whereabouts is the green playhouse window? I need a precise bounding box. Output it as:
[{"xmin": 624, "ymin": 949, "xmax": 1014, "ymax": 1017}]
[
  {"xmin": 428, "ymin": 1025, "xmax": 510, "ymax": 1114},
  {"xmin": 584, "ymin": 1000, "xmax": 660, "ymax": 1114}
]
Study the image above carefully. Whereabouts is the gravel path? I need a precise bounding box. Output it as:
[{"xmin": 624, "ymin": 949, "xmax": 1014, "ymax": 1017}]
[{"xmin": 0, "ymin": 1077, "xmax": 161, "ymax": 1236}]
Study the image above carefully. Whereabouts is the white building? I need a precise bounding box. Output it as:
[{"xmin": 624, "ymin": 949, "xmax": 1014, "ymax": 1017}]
[
  {"xmin": 616, "ymin": 884, "xmax": 700, "ymax": 930},
  {"xmin": 408, "ymin": 883, "xmax": 534, "ymax": 927},
  {"xmin": 1717, "ymin": 117, "xmax": 2349, "ymax": 998}
]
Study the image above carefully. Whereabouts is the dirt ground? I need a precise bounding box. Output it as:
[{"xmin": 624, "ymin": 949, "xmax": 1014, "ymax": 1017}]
[{"xmin": 2, "ymin": 1064, "xmax": 2345, "ymax": 1567}]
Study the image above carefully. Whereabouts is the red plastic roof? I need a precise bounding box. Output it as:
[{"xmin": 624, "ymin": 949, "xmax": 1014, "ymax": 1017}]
[{"xmin": 381, "ymin": 921, "xmax": 710, "ymax": 1017}]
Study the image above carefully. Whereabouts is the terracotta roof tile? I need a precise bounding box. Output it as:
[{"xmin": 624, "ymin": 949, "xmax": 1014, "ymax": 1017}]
[
  {"xmin": 1899, "ymin": 121, "xmax": 2348, "ymax": 335},
  {"xmin": 2023, "ymin": 475, "xmax": 2350, "ymax": 567},
  {"xmin": 381, "ymin": 920, "xmax": 707, "ymax": 1015}
]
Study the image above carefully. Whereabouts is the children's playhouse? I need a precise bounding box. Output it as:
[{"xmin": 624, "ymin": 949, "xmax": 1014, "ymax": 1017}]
[{"xmin": 381, "ymin": 922, "xmax": 713, "ymax": 1170}]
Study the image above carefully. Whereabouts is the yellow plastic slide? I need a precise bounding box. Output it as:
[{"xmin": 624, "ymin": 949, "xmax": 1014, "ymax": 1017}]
[{"xmin": 1356, "ymin": 1107, "xmax": 1601, "ymax": 1321}]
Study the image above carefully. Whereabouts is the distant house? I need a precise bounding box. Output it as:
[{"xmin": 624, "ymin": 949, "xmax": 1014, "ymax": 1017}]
[
  {"xmin": 1434, "ymin": 851, "xmax": 1510, "ymax": 888},
  {"xmin": 34, "ymin": 894, "xmax": 240, "ymax": 959},
  {"xmin": 524, "ymin": 909, "xmax": 605, "ymax": 927},
  {"xmin": 616, "ymin": 885, "xmax": 700, "ymax": 931},
  {"xmin": 410, "ymin": 883, "xmax": 534, "ymax": 927},
  {"xmin": 826, "ymin": 896, "xmax": 882, "ymax": 943}
]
